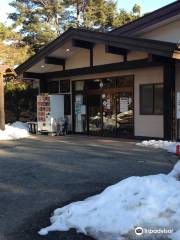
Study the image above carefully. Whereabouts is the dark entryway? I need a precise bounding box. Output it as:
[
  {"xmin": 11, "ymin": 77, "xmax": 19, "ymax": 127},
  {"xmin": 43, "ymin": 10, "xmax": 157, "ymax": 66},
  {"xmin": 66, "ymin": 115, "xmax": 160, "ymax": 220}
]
[{"xmin": 73, "ymin": 75, "xmax": 134, "ymax": 137}]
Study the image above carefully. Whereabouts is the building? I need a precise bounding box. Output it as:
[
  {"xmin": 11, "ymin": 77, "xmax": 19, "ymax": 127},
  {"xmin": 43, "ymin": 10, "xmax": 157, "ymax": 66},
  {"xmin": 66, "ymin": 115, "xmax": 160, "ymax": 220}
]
[{"xmin": 15, "ymin": 1, "xmax": 180, "ymax": 140}]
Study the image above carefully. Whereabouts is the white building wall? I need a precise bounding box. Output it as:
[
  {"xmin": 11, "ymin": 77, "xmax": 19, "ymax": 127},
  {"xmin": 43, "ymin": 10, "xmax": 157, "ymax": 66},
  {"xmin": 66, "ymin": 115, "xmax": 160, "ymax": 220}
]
[
  {"xmin": 127, "ymin": 51, "xmax": 148, "ymax": 61},
  {"xmin": 134, "ymin": 67, "xmax": 164, "ymax": 138},
  {"xmin": 65, "ymin": 44, "xmax": 148, "ymax": 69},
  {"xmin": 138, "ymin": 18, "xmax": 180, "ymax": 43},
  {"xmin": 66, "ymin": 48, "xmax": 90, "ymax": 69},
  {"xmin": 93, "ymin": 44, "xmax": 123, "ymax": 65}
]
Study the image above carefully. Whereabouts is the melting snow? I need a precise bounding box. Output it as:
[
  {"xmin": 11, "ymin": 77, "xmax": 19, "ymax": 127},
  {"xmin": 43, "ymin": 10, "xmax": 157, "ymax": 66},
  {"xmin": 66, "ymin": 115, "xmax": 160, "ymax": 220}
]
[
  {"xmin": 136, "ymin": 140, "xmax": 180, "ymax": 154},
  {"xmin": 0, "ymin": 121, "xmax": 30, "ymax": 140},
  {"xmin": 39, "ymin": 161, "xmax": 180, "ymax": 240}
]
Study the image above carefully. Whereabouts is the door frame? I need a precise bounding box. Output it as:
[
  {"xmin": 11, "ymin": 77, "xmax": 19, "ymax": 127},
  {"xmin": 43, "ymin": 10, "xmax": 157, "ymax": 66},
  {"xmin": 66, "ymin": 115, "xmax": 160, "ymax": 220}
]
[{"xmin": 72, "ymin": 75, "xmax": 135, "ymax": 138}]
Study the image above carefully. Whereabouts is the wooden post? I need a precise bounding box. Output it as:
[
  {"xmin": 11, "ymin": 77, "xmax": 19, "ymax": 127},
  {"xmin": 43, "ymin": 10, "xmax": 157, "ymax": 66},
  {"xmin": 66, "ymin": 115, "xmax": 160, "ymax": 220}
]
[
  {"xmin": 0, "ymin": 73, "xmax": 5, "ymax": 130},
  {"xmin": 163, "ymin": 60, "xmax": 175, "ymax": 140}
]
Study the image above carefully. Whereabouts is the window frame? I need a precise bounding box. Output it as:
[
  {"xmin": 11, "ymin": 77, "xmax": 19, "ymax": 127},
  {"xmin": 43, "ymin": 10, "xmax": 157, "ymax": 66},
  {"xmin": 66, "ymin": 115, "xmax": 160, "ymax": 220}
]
[
  {"xmin": 64, "ymin": 94, "xmax": 71, "ymax": 115},
  {"xmin": 140, "ymin": 83, "xmax": 163, "ymax": 115},
  {"xmin": 48, "ymin": 80, "xmax": 59, "ymax": 94},
  {"xmin": 60, "ymin": 79, "xmax": 71, "ymax": 93}
]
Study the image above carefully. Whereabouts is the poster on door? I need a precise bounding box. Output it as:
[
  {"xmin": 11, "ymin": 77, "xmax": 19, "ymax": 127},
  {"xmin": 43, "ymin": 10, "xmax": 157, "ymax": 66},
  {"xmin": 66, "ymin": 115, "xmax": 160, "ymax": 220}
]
[
  {"xmin": 106, "ymin": 98, "xmax": 111, "ymax": 110},
  {"xmin": 75, "ymin": 102, "xmax": 81, "ymax": 114},
  {"xmin": 120, "ymin": 97, "xmax": 129, "ymax": 112},
  {"xmin": 177, "ymin": 92, "xmax": 180, "ymax": 119}
]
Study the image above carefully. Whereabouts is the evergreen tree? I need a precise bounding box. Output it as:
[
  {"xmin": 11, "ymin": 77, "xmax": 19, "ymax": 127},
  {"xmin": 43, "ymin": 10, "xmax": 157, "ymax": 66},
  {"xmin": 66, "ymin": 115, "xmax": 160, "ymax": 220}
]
[
  {"xmin": 63, "ymin": 0, "xmax": 89, "ymax": 27},
  {"xmin": 7, "ymin": 0, "xmax": 142, "ymax": 53},
  {"xmin": 63, "ymin": 0, "xmax": 120, "ymax": 31},
  {"xmin": 82, "ymin": 0, "xmax": 117, "ymax": 31},
  {"xmin": 0, "ymin": 22, "xmax": 29, "ymax": 66},
  {"xmin": 115, "ymin": 8, "xmax": 138, "ymax": 27},
  {"xmin": 132, "ymin": 4, "xmax": 141, "ymax": 17},
  {"xmin": 8, "ymin": 0, "xmax": 64, "ymax": 53}
]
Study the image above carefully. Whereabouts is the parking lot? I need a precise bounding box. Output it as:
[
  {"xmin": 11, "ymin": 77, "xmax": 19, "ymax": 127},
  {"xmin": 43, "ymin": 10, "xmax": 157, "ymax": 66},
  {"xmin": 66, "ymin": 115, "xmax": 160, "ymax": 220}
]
[{"xmin": 0, "ymin": 135, "xmax": 176, "ymax": 240}]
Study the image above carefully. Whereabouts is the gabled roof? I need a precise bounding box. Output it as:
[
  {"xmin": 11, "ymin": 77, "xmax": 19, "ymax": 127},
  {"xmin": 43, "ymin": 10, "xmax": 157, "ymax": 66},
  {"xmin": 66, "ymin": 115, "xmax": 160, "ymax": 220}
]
[
  {"xmin": 15, "ymin": 28, "xmax": 180, "ymax": 75},
  {"xmin": 111, "ymin": 1, "xmax": 180, "ymax": 36}
]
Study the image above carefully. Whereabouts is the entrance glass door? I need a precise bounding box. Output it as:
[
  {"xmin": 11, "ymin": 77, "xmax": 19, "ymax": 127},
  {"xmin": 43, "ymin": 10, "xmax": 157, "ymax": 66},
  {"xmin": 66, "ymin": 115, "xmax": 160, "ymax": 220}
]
[
  {"xmin": 102, "ymin": 93, "xmax": 116, "ymax": 136},
  {"xmin": 88, "ymin": 95, "xmax": 102, "ymax": 135},
  {"xmin": 75, "ymin": 94, "xmax": 86, "ymax": 132},
  {"xmin": 87, "ymin": 91, "xmax": 133, "ymax": 137},
  {"xmin": 116, "ymin": 92, "xmax": 133, "ymax": 137},
  {"xmin": 74, "ymin": 75, "xmax": 134, "ymax": 137}
]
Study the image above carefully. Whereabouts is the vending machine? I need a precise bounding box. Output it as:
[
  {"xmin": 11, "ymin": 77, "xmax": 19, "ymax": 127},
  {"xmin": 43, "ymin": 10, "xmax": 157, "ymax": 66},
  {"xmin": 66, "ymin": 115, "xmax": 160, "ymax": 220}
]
[{"xmin": 37, "ymin": 95, "xmax": 64, "ymax": 133}]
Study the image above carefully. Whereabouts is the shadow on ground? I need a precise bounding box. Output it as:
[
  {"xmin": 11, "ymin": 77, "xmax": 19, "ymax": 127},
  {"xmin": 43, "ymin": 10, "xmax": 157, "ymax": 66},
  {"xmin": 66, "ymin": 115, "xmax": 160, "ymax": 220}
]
[{"xmin": 6, "ymin": 192, "xmax": 96, "ymax": 240}]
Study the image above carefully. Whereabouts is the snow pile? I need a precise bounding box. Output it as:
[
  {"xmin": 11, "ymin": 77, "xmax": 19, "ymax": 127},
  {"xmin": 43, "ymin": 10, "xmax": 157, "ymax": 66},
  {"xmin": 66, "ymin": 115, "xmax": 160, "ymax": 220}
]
[
  {"xmin": 136, "ymin": 140, "xmax": 180, "ymax": 153},
  {"xmin": 0, "ymin": 121, "xmax": 30, "ymax": 140},
  {"xmin": 39, "ymin": 161, "xmax": 180, "ymax": 240}
]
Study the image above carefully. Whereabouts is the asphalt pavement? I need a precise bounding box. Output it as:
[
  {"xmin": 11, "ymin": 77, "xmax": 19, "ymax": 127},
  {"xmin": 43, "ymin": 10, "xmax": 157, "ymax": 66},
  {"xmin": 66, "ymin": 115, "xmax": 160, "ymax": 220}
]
[{"xmin": 0, "ymin": 135, "xmax": 177, "ymax": 240}]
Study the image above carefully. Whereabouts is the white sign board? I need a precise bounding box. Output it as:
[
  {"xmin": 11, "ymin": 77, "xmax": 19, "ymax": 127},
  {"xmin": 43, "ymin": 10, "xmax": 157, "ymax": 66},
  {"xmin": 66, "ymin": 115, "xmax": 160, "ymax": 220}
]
[
  {"xmin": 75, "ymin": 102, "xmax": 81, "ymax": 114},
  {"xmin": 120, "ymin": 97, "xmax": 129, "ymax": 112},
  {"xmin": 177, "ymin": 92, "xmax": 180, "ymax": 119},
  {"xmin": 81, "ymin": 105, "xmax": 86, "ymax": 115}
]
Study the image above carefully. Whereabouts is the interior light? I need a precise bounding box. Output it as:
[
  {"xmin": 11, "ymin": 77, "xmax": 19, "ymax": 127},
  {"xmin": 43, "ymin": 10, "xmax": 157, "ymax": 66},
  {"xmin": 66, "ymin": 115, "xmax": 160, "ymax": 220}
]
[
  {"xmin": 66, "ymin": 48, "xmax": 70, "ymax": 52},
  {"xmin": 99, "ymin": 81, "xmax": 104, "ymax": 88},
  {"xmin": 41, "ymin": 65, "xmax": 45, "ymax": 68}
]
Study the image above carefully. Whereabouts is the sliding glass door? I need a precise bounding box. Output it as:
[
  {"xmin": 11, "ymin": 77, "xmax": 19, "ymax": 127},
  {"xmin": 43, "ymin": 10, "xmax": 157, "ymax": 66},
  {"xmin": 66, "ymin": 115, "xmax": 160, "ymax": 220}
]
[
  {"xmin": 102, "ymin": 93, "xmax": 116, "ymax": 137},
  {"xmin": 88, "ymin": 95, "xmax": 102, "ymax": 135},
  {"xmin": 73, "ymin": 75, "xmax": 134, "ymax": 137},
  {"xmin": 74, "ymin": 94, "xmax": 86, "ymax": 133},
  {"xmin": 116, "ymin": 92, "xmax": 133, "ymax": 137},
  {"xmin": 87, "ymin": 92, "xmax": 133, "ymax": 137}
]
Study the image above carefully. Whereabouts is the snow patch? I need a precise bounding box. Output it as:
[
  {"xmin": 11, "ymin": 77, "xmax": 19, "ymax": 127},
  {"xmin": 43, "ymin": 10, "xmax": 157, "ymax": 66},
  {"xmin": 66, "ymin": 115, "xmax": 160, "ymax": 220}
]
[
  {"xmin": 39, "ymin": 161, "xmax": 180, "ymax": 240},
  {"xmin": 169, "ymin": 161, "xmax": 180, "ymax": 180},
  {"xmin": 136, "ymin": 140, "xmax": 180, "ymax": 153},
  {"xmin": 0, "ymin": 121, "xmax": 30, "ymax": 140}
]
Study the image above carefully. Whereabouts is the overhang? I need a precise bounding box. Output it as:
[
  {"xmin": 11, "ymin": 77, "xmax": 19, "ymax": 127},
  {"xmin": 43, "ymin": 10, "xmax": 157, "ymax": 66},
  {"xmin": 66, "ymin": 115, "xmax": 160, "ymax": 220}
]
[{"xmin": 15, "ymin": 28, "xmax": 180, "ymax": 75}]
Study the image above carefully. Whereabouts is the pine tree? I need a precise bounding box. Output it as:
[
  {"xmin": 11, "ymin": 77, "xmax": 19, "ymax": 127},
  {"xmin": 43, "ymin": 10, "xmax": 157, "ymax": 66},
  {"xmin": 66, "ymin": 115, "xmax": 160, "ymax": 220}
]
[
  {"xmin": 132, "ymin": 4, "xmax": 141, "ymax": 17},
  {"xmin": 82, "ymin": 0, "xmax": 118, "ymax": 31},
  {"xmin": 0, "ymin": 22, "xmax": 29, "ymax": 66},
  {"xmin": 8, "ymin": 0, "xmax": 142, "ymax": 53},
  {"xmin": 63, "ymin": 0, "xmax": 89, "ymax": 27},
  {"xmin": 8, "ymin": 0, "xmax": 64, "ymax": 53},
  {"xmin": 63, "ymin": 0, "xmax": 118, "ymax": 31}
]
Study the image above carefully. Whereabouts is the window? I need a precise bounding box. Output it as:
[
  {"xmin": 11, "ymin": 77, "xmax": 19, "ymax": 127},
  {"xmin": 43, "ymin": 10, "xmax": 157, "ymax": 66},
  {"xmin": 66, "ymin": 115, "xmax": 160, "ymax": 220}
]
[
  {"xmin": 75, "ymin": 81, "xmax": 84, "ymax": 91},
  {"xmin": 64, "ymin": 94, "xmax": 71, "ymax": 115},
  {"xmin": 48, "ymin": 81, "xmax": 59, "ymax": 93},
  {"xmin": 140, "ymin": 84, "xmax": 163, "ymax": 114},
  {"xmin": 102, "ymin": 78, "xmax": 115, "ymax": 88},
  {"xmin": 85, "ymin": 79, "xmax": 100, "ymax": 90},
  {"xmin": 60, "ymin": 80, "xmax": 70, "ymax": 93},
  {"xmin": 117, "ymin": 75, "xmax": 134, "ymax": 88}
]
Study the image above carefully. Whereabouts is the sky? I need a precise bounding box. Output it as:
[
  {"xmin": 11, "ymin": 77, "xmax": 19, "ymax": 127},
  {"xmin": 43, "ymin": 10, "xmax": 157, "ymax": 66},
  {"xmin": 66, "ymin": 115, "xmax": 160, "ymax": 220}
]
[{"xmin": 0, "ymin": 0, "xmax": 176, "ymax": 24}]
